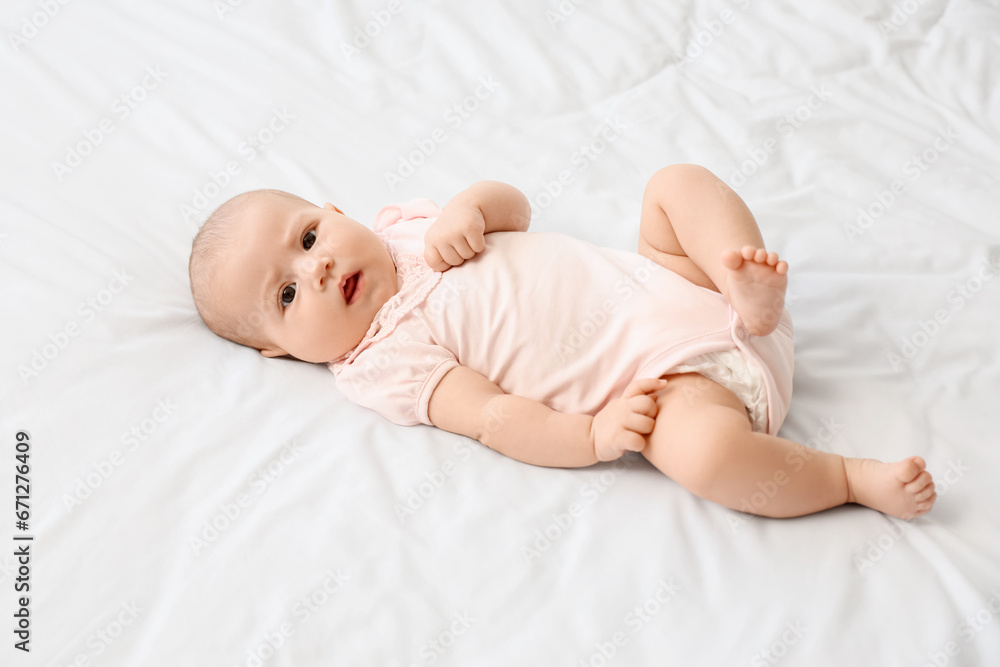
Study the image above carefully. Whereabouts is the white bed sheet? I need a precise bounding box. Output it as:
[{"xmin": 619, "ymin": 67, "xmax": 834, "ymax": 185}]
[{"xmin": 2, "ymin": 0, "xmax": 999, "ymax": 665}]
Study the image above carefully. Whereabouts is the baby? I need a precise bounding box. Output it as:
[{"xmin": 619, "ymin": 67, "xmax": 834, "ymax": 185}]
[{"xmin": 188, "ymin": 164, "xmax": 936, "ymax": 520}]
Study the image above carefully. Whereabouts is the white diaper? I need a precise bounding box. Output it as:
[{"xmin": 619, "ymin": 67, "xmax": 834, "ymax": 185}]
[{"xmin": 671, "ymin": 348, "xmax": 769, "ymax": 433}]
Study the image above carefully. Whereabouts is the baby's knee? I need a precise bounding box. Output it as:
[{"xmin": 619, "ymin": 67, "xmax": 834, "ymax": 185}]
[
  {"xmin": 670, "ymin": 428, "xmax": 741, "ymax": 498},
  {"xmin": 646, "ymin": 385, "xmax": 750, "ymax": 490},
  {"xmin": 648, "ymin": 163, "xmax": 715, "ymax": 190},
  {"xmin": 644, "ymin": 420, "xmax": 742, "ymax": 498}
]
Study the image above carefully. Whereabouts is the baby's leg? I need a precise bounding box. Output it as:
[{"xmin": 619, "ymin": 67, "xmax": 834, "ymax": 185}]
[
  {"xmin": 641, "ymin": 373, "xmax": 937, "ymax": 519},
  {"xmin": 637, "ymin": 164, "xmax": 787, "ymax": 336}
]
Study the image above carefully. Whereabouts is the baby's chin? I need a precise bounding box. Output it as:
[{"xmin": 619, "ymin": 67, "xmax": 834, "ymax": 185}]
[
  {"xmin": 281, "ymin": 333, "xmax": 370, "ymax": 364},
  {"xmin": 254, "ymin": 298, "xmax": 387, "ymax": 363}
]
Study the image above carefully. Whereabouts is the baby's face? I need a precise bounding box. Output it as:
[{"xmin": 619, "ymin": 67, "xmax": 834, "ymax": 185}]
[{"xmin": 216, "ymin": 195, "xmax": 398, "ymax": 363}]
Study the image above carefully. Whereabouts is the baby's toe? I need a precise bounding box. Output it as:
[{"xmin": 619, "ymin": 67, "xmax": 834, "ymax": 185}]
[
  {"xmin": 905, "ymin": 471, "xmax": 933, "ymax": 493},
  {"xmin": 765, "ymin": 252, "xmax": 779, "ymax": 266},
  {"xmin": 914, "ymin": 483, "xmax": 936, "ymax": 501},
  {"xmin": 917, "ymin": 492, "xmax": 937, "ymax": 511},
  {"xmin": 894, "ymin": 457, "xmax": 924, "ymax": 484},
  {"xmin": 776, "ymin": 260, "xmax": 789, "ymax": 275},
  {"xmin": 753, "ymin": 248, "xmax": 767, "ymax": 263},
  {"xmin": 721, "ymin": 248, "xmax": 743, "ymax": 270},
  {"xmin": 740, "ymin": 245, "xmax": 757, "ymax": 260}
]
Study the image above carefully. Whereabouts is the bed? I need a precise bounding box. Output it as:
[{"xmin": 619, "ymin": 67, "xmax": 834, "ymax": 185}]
[{"xmin": 2, "ymin": 0, "xmax": 999, "ymax": 664}]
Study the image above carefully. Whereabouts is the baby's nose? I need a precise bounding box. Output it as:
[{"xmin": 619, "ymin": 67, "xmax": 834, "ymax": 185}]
[{"xmin": 306, "ymin": 255, "xmax": 332, "ymax": 288}]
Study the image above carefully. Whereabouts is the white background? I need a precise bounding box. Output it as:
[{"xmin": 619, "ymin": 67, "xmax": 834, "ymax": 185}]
[{"xmin": 1, "ymin": 1, "xmax": 999, "ymax": 665}]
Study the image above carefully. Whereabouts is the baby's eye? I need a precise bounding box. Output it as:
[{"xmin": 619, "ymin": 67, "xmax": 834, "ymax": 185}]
[
  {"xmin": 281, "ymin": 284, "xmax": 297, "ymax": 307},
  {"xmin": 302, "ymin": 230, "xmax": 317, "ymax": 250}
]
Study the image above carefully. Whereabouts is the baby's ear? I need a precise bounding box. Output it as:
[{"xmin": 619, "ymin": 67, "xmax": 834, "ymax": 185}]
[{"xmin": 323, "ymin": 202, "xmax": 344, "ymax": 214}]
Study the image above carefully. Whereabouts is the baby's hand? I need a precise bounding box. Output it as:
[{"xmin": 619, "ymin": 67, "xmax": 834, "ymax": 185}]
[
  {"xmin": 424, "ymin": 202, "xmax": 487, "ymax": 271},
  {"xmin": 590, "ymin": 378, "xmax": 666, "ymax": 462}
]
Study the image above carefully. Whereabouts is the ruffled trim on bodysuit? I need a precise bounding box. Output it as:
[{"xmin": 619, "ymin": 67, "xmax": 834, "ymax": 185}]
[{"xmin": 327, "ymin": 233, "xmax": 440, "ymax": 372}]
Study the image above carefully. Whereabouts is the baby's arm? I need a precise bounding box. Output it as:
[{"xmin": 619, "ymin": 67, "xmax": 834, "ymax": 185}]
[
  {"xmin": 427, "ymin": 365, "xmax": 664, "ymax": 467},
  {"xmin": 424, "ymin": 181, "xmax": 531, "ymax": 271}
]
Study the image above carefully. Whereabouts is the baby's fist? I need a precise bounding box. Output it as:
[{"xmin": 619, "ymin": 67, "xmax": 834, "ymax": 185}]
[
  {"xmin": 424, "ymin": 203, "xmax": 487, "ymax": 272},
  {"xmin": 590, "ymin": 378, "xmax": 666, "ymax": 462}
]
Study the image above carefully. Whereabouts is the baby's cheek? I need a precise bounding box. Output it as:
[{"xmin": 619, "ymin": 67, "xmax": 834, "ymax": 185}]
[{"xmin": 300, "ymin": 315, "xmax": 332, "ymax": 352}]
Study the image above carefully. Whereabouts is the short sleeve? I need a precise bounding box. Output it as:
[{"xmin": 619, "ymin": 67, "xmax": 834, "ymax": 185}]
[
  {"xmin": 373, "ymin": 198, "xmax": 443, "ymax": 232},
  {"xmin": 333, "ymin": 328, "xmax": 459, "ymax": 427},
  {"xmin": 372, "ymin": 198, "xmax": 443, "ymax": 258}
]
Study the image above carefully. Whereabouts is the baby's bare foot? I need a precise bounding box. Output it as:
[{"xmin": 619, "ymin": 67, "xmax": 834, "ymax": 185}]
[
  {"xmin": 720, "ymin": 245, "xmax": 788, "ymax": 337},
  {"xmin": 844, "ymin": 456, "xmax": 937, "ymax": 519}
]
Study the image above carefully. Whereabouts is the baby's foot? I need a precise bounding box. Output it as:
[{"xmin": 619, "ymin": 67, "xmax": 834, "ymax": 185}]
[
  {"xmin": 844, "ymin": 456, "xmax": 937, "ymax": 519},
  {"xmin": 720, "ymin": 246, "xmax": 788, "ymax": 337}
]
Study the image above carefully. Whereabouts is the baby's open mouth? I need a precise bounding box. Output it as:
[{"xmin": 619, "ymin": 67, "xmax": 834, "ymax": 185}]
[{"xmin": 342, "ymin": 271, "xmax": 361, "ymax": 304}]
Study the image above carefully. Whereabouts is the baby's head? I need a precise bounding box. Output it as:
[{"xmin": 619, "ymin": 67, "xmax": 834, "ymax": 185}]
[{"xmin": 189, "ymin": 189, "xmax": 399, "ymax": 363}]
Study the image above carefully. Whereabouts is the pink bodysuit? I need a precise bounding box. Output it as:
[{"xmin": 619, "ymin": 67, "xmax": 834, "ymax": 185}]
[{"xmin": 328, "ymin": 200, "xmax": 795, "ymax": 436}]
